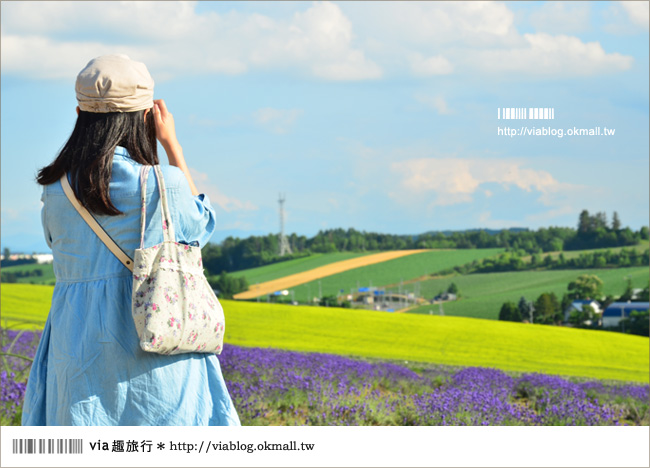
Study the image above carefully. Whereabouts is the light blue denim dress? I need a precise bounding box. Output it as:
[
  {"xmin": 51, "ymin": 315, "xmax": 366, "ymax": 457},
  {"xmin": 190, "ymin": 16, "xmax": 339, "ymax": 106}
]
[{"xmin": 22, "ymin": 147, "xmax": 241, "ymax": 426}]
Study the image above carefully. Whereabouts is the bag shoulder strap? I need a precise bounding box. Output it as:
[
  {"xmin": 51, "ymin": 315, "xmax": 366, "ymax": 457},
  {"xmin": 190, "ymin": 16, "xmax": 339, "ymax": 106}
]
[
  {"xmin": 138, "ymin": 165, "xmax": 176, "ymax": 247},
  {"xmin": 60, "ymin": 173, "xmax": 134, "ymax": 272},
  {"xmin": 152, "ymin": 165, "xmax": 176, "ymax": 242}
]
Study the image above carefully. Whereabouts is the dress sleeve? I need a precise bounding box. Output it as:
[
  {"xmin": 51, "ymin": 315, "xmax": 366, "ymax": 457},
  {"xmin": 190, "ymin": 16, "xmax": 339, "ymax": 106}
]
[
  {"xmin": 167, "ymin": 168, "xmax": 217, "ymax": 248},
  {"xmin": 40, "ymin": 189, "xmax": 53, "ymax": 249}
]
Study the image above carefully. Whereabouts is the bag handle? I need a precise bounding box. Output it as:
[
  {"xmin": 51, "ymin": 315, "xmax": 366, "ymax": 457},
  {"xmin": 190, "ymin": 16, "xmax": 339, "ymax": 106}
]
[
  {"xmin": 153, "ymin": 165, "xmax": 176, "ymax": 243},
  {"xmin": 139, "ymin": 165, "xmax": 176, "ymax": 248},
  {"xmin": 60, "ymin": 173, "xmax": 134, "ymax": 272}
]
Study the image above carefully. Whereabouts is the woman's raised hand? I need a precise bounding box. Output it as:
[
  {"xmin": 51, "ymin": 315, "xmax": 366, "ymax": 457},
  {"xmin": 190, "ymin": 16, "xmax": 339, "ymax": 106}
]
[
  {"xmin": 152, "ymin": 99, "xmax": 199, "ymax": 196},
  {"xmin": 153, "ymin": 99, "xmax": 179, "ymax": 150}
]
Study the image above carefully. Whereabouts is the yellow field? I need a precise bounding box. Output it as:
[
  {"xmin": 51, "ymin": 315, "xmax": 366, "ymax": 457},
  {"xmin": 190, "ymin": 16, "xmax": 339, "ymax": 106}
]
[{"xmin": 234, "ymin": 250, "xmax": 429, "ymax": 299}]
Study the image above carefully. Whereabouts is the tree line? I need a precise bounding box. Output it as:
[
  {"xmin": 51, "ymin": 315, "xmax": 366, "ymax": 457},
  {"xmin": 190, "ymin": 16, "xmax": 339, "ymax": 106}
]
[
  {"xmin": 442, "ymin": 247, "xmax": 649, "ymax": 277},
  {"xmin": 202, "ymin": 210, "xmax": 648, "ymax": 275},
  {"xmin": 1, "ymin": 268, "xmax": 44, "ymax": 283}
]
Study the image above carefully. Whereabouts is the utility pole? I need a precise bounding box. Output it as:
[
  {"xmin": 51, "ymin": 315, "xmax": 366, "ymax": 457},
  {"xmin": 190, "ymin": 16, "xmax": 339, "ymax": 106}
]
[{"xmin": 278, "ymin": 193, "xmax": 292, "ymax": 256}]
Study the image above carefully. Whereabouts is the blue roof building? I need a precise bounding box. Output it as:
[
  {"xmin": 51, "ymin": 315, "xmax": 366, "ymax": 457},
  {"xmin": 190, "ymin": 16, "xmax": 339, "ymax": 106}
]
[{"xmin": 602, "ymin": 302, "xmax": 649, "ymax": 328}]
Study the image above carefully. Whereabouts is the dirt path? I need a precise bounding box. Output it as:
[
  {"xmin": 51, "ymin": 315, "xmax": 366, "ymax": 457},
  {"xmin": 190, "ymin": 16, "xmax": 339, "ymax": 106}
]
[{"xmin": 233, "ymin": 250, "xmax": 429, "ymax": 300}]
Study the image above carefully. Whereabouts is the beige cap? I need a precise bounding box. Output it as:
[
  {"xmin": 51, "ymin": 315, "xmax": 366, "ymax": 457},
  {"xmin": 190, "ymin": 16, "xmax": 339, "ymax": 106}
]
[{"xmin": 75, "ymin": 54, "xmax": 154, "ymax": 113}]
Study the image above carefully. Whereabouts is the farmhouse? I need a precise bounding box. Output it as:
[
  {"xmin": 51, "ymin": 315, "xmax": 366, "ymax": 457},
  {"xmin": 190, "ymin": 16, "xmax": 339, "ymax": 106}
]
[
  {"xmin": 602, "ymin": 302, "xmax": 650, "ymax": 328},
  {"xmin": 563, "ymin": 300, "xmax": 602, "ymax": 323}
]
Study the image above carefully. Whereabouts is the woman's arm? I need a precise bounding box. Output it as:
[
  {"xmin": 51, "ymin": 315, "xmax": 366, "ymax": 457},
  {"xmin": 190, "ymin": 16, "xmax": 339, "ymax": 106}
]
[{"xmin": 153, "ymin": 99, "xmax": 199, "ymax": 196}]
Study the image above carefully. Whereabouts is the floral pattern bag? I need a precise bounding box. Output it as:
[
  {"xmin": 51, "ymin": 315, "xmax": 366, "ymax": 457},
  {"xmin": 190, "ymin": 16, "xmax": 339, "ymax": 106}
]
[{"xmin": 131, "ymin": 165, "xmax": 225, "ymax": 355}]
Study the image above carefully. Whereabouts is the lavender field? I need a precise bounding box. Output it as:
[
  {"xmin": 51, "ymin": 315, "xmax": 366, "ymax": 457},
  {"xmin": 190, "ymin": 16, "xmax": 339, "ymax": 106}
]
[{"xmin": 2, "ymin": 329, "xmax": 649, "ymax": 426}]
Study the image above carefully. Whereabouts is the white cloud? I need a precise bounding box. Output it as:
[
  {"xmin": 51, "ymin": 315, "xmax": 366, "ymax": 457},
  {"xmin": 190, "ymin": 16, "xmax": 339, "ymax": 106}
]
[
  {"xmin": 390, "ymin": 157, "xmax": 565, "ymax": 207},
  {"xmin": 341, "ymin": 2, "xmax": 633, "ymax": 78},
  {"xmin": 189, "ymin": 168, "xmax": 258, "ymax": 213},
  {"xmin": 0, "ymin": 1, "xmax": 381, "ymax": 81},
  {"xmin": 409, "ymin": 53, "xmax": 454, "ymax": 76},
  {"xmin": 470, "ymin": 33, "xmax": 634, "ymax": 76},
  {"xmin": 345, "ymin": 1, "xmax": 519, "ymax": 47},
  {"xmin": 0, "ymin": 1, "xmax": 636, "ymax": 82},
  {"xmin": 253, "ymin": 108, "xmax": 303, "ymax": 134},
  {"xmin": 620, "ymin": 1, "xmax": 650, "ymax": 29},
  {"xmin": 415, "ymin": 94, "xmax": 453, "ymax": 115},
  {"xmin": 529, "ymin": 2, "xmax": 591, "ymax": 34}
]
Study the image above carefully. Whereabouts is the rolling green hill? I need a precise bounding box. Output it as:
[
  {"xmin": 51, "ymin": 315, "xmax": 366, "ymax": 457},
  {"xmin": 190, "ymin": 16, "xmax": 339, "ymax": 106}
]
[
  {"xmin": 229, "ymin": 251, "xmax": 377, "ymax": 285},
  {"xmin": 408, "ymin": 266, "xmax": 649, "ymax": 319},
  {"xmin": 2, "ymin": 283, "xmax": 648, "ymax": 382},
  {"xmin": 281, "ymin": 248, "xmax": 503, "ymax": 302}
]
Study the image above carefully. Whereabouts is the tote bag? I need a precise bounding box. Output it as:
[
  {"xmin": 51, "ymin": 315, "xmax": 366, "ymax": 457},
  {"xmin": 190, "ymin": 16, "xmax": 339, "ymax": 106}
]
[{"xmin": 131, "ymin": 165, "xmax": 225, "ymax": 355}]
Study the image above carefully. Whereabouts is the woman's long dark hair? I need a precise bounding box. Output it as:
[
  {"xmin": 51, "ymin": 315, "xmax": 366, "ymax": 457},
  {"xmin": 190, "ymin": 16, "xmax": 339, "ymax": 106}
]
[{"xmin": 37, "ymin": 109, "xmax": 158, "ymax": 215}]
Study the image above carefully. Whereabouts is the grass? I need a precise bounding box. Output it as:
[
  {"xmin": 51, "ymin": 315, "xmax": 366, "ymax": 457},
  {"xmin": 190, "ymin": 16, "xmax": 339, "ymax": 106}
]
[
  {"xmin": 229, "ymin": 252, "xmax": 378, "ymax": 285},
  {"xmin": 407, "ymin": 266, "xmax": 650, "ymax": 319},
  {"xmin": 1, "ymin": 263, "xmax": 56, "ymax": 285},
  {"xmin": 281, "ymin": 248, "xmax": 503, "ymax": 302},
  {"xmin": 2, "ymin": 283, "xmax": 648, "ymax": 382}
]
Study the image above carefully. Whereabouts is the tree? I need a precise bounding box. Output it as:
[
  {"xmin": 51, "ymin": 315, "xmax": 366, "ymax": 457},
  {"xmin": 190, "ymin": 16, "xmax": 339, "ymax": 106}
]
[
  {"xmin": 600, "ymin": 295, "xmax": 616, "ymax": 311},
  {"xmin": 640, "ymin": 226, "xmax": 649, "ymax": 241},
  {"xmin": 568, "ymin": 305, "xmax": 597, "ymax": 328},
  {"xmin": 208, "ymin": 271, "xmax": 248, "ymax": 299},
  {"xmin": 594, "ymin": 212, "xmax": 608, "ymax": 230},
  {"xmin": 499, "ymin": 302, "xmax": 521, "ymax": 322},
  {"xmin": 612, "ymin": 211, "xmax": 621, "ymax": 231},
  {"xmin": 619, "ymin": 278, "xmax": 634, "ymax": 302},
  {"xmin": 518, "ymin": 296, "xmax": 535, "ymax": 323},
  {"xmin": 2, "ymin": 247, "xmax": 9, "ymax": 260},
  {"xmin": 639, "ymin": 282, "xmax": 650, "ymax": 302},
  {"xmin": 534, "ymin": 293, "xmax": 556, "ymax": 325},
  {"xmin": 620, "ymin": 311, "xmax": 649, "ymax": 337},
  {"xmin": 548, "ymin": 292, "xmax": 563, "ymax": 323},
  {"xmin": 578, "ymin": 210, "xmax": 591, "ymax": 233},
  {"xmin": 530, "ymin": 253, "xmax": 540, "ymax": 267},
  {"xmin": 567, "ymin": 274, "xmax": 603, "ymax": 300},
  {"xmin": 447, "ymin": 282, "xmax": 459, "ymax": 296},
  {"xmin": 561, "ymin": 293, "xmax": 572, "ymax": 315},
  {"xmin": 319, "ymin": 295, "xmax": 339, "ymax": 307}
]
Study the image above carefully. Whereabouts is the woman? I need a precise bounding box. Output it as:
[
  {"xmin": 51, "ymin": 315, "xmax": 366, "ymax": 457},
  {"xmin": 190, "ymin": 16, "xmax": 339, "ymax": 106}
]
[{"xmin": 22, "ymin": 54, "xmax": 240, "ymax": 425}]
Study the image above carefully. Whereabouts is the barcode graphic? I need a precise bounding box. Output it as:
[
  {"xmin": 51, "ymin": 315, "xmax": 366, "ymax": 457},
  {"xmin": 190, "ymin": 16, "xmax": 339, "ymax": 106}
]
[
  {"xmin": 498, "ymin": 108, "xmax": 555, "ymax": 120},
  {"xmin": 12, "ymin": 438, "xmax": 83, "ymax": 454}
]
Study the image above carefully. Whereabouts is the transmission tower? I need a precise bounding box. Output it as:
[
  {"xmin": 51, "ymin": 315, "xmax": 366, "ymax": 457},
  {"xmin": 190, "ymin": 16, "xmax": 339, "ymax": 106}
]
[{"xmin": 278, "ymin": 193, "xmax": 292, "ymax": 256}]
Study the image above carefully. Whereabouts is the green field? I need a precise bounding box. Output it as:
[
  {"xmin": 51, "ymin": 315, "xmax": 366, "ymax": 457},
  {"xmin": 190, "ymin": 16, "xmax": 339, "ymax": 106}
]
[
  {"xmin": 1, "ymin": 263, "xmax": 56, "ymax": 285},
  {"xmin": 2, "ymin": 283, "xmax": 648, "ymax": 382},
  {"xmin": 408, "ymin": 266, "xmax": 650, "ymax": 319},
  {"xmin": 283, "ymin": 248, "xmax": 503, "ymax": 302},
  {"xmin": 229, "ymin": 251, "xmax": 378, "ymax": 284}
]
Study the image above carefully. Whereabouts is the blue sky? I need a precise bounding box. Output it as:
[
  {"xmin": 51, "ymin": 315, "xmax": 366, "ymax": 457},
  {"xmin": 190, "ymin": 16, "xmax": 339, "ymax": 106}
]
[{"xmin": 1, "ymin": 1, "xmax": 648, "ymax": 253}]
